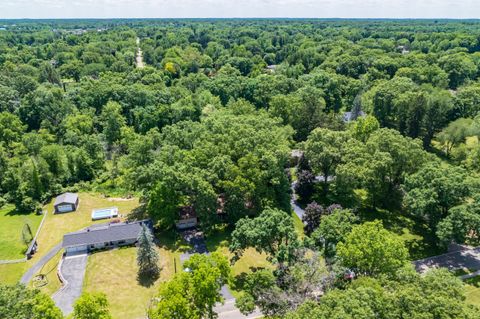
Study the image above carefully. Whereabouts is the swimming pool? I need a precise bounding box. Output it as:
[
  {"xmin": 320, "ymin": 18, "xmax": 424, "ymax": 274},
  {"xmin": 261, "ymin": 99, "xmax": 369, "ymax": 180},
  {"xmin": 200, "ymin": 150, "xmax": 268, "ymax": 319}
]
[{"xmin": 91, "ymin": 207, "xmax": 119, "ymax": 220}]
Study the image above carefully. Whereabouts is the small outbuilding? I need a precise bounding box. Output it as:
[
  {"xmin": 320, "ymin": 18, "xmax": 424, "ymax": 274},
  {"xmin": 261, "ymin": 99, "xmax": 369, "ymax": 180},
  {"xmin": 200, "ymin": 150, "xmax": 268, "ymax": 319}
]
[
  {"xmin": 54, "ymin": 192, "xmax": 79, "ymax": 214},
  {"xmin": 175, "ymin": 206, "xmax": 198, "ymax": 230}
]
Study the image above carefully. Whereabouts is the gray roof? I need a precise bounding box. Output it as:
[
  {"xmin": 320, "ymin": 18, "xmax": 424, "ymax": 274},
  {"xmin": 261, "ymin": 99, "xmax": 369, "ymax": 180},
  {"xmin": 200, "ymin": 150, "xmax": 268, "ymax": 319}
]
[
  {"xmin": 343, "ymin": 111, "xmax": 366, "ymax": 123},
  {"xmin": 62, "ymin": 220, "xmax": 150, "ymax": 248},
  {"xmin": 54, "ymin": 192, "xmax": 78, "ymax": 206}
]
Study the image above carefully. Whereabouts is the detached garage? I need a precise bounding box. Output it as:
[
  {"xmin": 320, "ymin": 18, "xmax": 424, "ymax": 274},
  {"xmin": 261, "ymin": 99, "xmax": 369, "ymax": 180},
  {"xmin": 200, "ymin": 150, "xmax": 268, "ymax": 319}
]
[{"xmin": 54, "ymin": 193, "xmax": 79, "ymax": 214}]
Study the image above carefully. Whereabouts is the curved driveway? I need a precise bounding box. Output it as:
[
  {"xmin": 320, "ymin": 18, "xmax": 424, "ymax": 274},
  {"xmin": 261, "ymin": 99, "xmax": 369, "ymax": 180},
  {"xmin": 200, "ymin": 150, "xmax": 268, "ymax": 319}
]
[{"xmin": 20, "ymin": 243, "xmax": 62, "ymax": 284}]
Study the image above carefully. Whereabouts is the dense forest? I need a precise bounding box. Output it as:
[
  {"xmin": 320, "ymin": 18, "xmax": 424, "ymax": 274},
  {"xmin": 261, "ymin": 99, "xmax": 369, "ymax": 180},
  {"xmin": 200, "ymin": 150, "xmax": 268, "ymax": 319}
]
[{"xmin": 2, "ymin": 19, "xmax": 480, "ymax": 318}]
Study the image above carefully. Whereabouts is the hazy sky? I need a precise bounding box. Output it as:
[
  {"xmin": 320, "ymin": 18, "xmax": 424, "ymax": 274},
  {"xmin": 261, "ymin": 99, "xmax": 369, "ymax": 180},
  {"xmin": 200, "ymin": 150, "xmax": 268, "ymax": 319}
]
[{"xmin": 1, "ymin": 0, "xmax": 479, "ymax": 19}]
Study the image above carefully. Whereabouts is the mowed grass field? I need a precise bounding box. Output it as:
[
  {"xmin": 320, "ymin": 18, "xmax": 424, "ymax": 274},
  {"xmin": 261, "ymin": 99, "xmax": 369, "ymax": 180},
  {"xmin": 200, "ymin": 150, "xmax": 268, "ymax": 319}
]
[
  {"xmin": 464, "ymin": 276, "xmax": 480, "ymax": 307},
  {"xmin": 204, "ymin": 226, "xmax": 274, "ymax": 298},
  {"xmin": 83, "ymin": 245, "xmax": 177, "ymax": 319},
  {"xmin": 0, "ymin": 204, "xmax": 43, "ymax": 260},
  {"xmin": 0, "ymin": 193, "xmax": 140, "ymax": 286}
]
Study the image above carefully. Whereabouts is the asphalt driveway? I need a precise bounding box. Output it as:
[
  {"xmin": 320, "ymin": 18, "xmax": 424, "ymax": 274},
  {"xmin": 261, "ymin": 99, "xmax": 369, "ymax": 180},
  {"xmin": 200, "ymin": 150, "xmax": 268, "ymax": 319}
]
[
  {"xmin": 413, "ymin": 247, "xmax": 480, "ymax": 273},
  {"xmin": 52, "ymin": 253, "xmax": 88, "ymax": 315},
  {"xmin": 20, "ymin": 242, "xmax": 63, "ymax": 284}
]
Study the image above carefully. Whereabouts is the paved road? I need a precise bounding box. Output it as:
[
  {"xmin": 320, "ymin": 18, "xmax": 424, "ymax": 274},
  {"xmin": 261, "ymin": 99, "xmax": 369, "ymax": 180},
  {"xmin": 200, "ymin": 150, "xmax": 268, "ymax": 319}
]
[
  {"xmin": 52, "ymin": 254, "xmax": 88, "ymax": 315},
  {"xmin": 413, "ymin": 247, "xmax": 480, "ymax": 273},
  {"xmin": 215, "ymin": 299, "xmax": 263, "ymax": 319},
  {"xmin": 20, "ymin": 242, "xmax": 63, "ymax": 284},
  {"xmin": 136, "ymin": 37, "xmax": 144, "ymax": 68},
  {"xmin": 291, "ymin": 181, "xmax": 305, "ymax": 221}
]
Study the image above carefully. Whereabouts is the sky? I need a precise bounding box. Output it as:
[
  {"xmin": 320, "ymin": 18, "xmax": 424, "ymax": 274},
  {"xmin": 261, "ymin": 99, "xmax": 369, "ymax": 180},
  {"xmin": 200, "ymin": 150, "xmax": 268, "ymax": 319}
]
[{"xmin": 0, "ymin": 0, "xmax": 479, "ymax": 19}]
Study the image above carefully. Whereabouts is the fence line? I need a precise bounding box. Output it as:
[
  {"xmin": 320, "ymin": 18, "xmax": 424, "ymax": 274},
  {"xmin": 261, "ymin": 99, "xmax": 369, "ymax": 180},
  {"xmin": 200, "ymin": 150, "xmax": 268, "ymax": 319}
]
[{"xmin": 0, "ymin": 209, "xmax": 48, "ymax": 264}]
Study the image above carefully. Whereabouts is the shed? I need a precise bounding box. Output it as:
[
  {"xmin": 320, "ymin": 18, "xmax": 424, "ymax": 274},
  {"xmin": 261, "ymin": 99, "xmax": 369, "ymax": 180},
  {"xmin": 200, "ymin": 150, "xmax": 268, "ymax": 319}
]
[
  {"xmin": 175, "ymin": 206, "xmax": 198, "ymax": 230},
  {"xmin": 54, "ymin": 193, "xmax": 79, "ymax": 214},
  {"xmin": 62, "ymin": 220, "xmax": 150, "ymax": 254}
]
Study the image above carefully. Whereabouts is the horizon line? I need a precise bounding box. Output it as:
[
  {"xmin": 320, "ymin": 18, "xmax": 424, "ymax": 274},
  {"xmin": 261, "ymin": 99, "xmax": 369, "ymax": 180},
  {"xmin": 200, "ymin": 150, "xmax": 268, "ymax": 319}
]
[{"xmin": 1, "ymin": 17, "xmax": 480, "ymax": 20}]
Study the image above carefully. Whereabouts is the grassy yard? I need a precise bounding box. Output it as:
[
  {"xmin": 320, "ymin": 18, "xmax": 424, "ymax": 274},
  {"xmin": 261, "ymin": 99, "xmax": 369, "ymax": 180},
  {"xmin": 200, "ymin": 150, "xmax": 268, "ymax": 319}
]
[
  {"xmin": 0, "ymin": 193, "xmax": 140, "ymax": 286},
  {"xmin": 292, "ymin": 211, "xmax": 305, "ymax": 239},
  {"xmin": 83, "ymin": 244, "xmax": 177, "ymax": 319},
  {"xmin": 36, "ymin": 193, "xmax": 139, "ymax": 260},
  {"xmin": 0, "ymin": 262, "xmax": 28, "ymax": 285},
  {"xmin": 464, "ymin": 276, "xmax": 480, "ymax": 307},
  {"xmin": 205, "ymin": 226, "xmax": 274, "ymax": 298},
  {"xmin": 30, "ymin": 250, "xmax": 64, "ymax": 296},
  {"xmin": 0, "ymin": 204, "xmax": 43, "ymax": 260}
]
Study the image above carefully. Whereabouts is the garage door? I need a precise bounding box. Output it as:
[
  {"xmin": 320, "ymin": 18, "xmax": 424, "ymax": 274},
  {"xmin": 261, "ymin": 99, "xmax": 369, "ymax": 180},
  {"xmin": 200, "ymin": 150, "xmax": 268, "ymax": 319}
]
[
  {"xmin": 66, "ymin": 245, "xmax": 87, "ymax": 254},
  {"xmin": 57, "ymin": 204, "xmax": 74, "ymax": 213}
]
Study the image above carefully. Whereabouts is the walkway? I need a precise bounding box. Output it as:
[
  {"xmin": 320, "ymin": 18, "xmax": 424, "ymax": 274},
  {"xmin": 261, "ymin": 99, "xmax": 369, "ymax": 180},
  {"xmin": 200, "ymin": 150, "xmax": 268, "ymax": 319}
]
[
  {"xmin": 52, "ymin": 253, "xmax": 88, "ymax": 315},
  {"xmin": 413, "ymin": 246, "xmax": 480, "ymax": 273},
  {"xmin": 20, "ymin": 242, "xmax": 63, "ymax": 284}
]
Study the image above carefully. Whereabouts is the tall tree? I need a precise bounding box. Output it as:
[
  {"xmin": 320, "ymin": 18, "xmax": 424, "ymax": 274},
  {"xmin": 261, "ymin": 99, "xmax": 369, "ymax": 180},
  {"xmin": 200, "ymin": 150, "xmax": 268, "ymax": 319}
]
[
  {"xmin": 149, "ymin": 253, "xmax": 230, "ymax": 319},
  {"xmin": 230, "ymin": 208, "xmax": 299, "ymax": 264},
  {"xmin": 310, "ymin": 208, "xmax": 358, "ymax": 258},
  {"xmin": 304, "ymin": 128, "xmax": 348, "ymax": 196},
  {"xmin": 403, "ymin": 163, "xmax": 470, "ymax": 232},
  {"xmin": 100, "ymin": 101, "xmax": 126, "ymax": 152},
  {"xmin": 0, "ymin": 284, "xmax": 63, "ymax": 319},
  {"xmin": 137, "ymin": 224, "xmax": 160, "ymax": 279},
  {"xmin": 73, "ymin": 292, "xmax": 112, "ymax": 319},
  {"xmin": 337, "ymin": 221, "xmax": 409, "ymax": 276}
]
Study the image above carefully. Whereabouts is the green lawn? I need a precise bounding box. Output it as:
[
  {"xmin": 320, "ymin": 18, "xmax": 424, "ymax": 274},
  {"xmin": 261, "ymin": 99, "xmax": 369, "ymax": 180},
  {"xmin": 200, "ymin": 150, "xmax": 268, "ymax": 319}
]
[
  {"xmin": 205, "ymin": 226, "xmax": 274, "ymax": 298},
  {"xmin": 0, "ymin": 262, "xmax": 28, "ymax": 285},
  {"xmin": 464, "ymin": 276, "xmax": 480, "ymax": 307},
  {"xmin": 36, "ymin": 193, "xmax": 139, "ymax": 260},
  {"xmin": 0, "ymin": 204, "xmax": 43, "ymax": 260},
  {"xmin": 30, "ymin": 250, "xmax": 63, "ymax": 296},
  {"xmin": 0, "ymin": 193, "xmax": 140, "ymax": 286},
  {"xmin": 83, "ymin": 244, "xmax": 178, "ymax": 319},
  {"xmin": 292, "ymin": 211, "xmax": 305, "ymax": 239}
]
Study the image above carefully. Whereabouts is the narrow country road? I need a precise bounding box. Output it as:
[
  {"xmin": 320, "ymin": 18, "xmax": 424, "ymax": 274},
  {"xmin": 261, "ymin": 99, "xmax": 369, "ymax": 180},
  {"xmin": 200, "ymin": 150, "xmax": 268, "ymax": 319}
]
[
  {"xmin": 291, "ymin": 181, "xmax": 305, "ymax": 221},
  {"xmin": 20, "ymin": 242, "xmax": 63, "ymax": 284},
  {"xmin": 413, "ymin": 246, "xmax": 480, "ymax": 273},
  {"xmin": 136, "ymin": 37, "xmax": 144, "ymax": 68}
]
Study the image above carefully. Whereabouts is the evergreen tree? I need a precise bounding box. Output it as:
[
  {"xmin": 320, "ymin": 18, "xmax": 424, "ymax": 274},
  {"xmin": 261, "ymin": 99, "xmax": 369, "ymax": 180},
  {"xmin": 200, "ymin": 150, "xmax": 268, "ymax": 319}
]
[
  {"xmin": 351, "ymin": 93, "xmax": 363, "ymax": 120},
  {"xmin": 137, "ymin": 224, "xmax": 160, "ymax": 279}
]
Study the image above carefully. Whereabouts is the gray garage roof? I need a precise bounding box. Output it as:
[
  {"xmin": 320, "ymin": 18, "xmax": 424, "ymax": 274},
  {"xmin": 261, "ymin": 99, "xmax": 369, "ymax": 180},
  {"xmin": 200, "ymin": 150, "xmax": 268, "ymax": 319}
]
[
  {"xmin": 54, "ymin": 192, "xmax": 78, "ymax": 206},
  {"xmin": 62, "ymin": 220, "xmax": 150, "ymax": 248}
]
